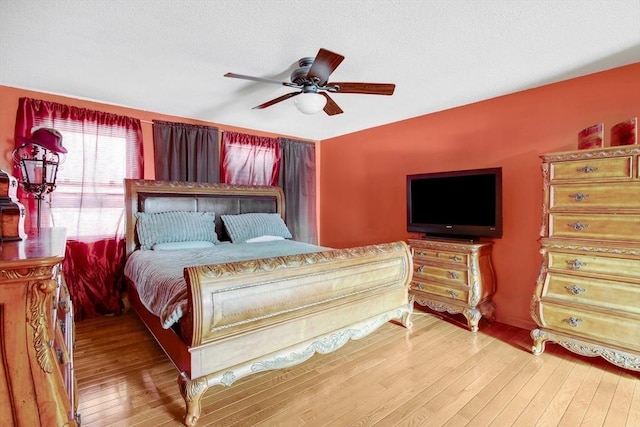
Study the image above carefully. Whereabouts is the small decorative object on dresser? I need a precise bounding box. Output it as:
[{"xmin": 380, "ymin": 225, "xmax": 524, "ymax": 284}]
[
  {"xmin": 610, "ymin": 117, "xmax": 637, "ymax": 147},
  {"xmin": 0, "ymin": 169, "xmax": 26, "ymax": 241},
  {"xmin": 577, "ymin": 123, "xmax": 604, "ymax": 150},
  {"xmin": 0, "ymin": 228, "xmax": 79, "ymax": 425},
  {"xmin": 408, "ymin": 238, "xmax": 497, "ymax": 332},
  {"xmin": 531, "ymin": 145, "xmax": 640, "ymax": 371}
]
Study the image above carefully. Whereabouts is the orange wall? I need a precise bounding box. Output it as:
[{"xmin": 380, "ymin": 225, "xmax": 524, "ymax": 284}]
[{"xmin": 319, "ymin": 62, "xmax": 640, "ymax": 329}]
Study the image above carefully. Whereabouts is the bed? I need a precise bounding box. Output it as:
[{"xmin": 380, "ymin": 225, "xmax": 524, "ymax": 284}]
[{"xmin": 123, "ymin": 179, "xmax": 413, "ymax": 426}]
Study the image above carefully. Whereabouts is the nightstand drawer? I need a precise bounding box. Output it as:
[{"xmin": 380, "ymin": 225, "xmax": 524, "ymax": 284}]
[
  {"xmin": 550, "ymin": 156, "xmax": 632, "ymax": 182},
  {"xmin": 411, "ymin": 280, "xmax": 468, "ymax": 303},
  {"xmin": 543, "ymin": 273, "xmax": 640, "ymax": 315},
  {"xmin": 549, "ymin": 213, "xmax": 640, "ymax": 242},
  {"xmin": 538, "ymin": 301, "xmax": 640, "ymax": 352},
  {"xmin": 550, "ymin": 182, "xmax": 640, "ymax": 210},
  {"xmin": 548, "ymin": 251, "xmax": 640, "ymax": 280},
  {"xmin": 415, "ymin": 264, "xmax": 468, "ymax": 285},
  {"xmin": 412, "ymin": 248, "xmax": 468, "ymax": 265}
]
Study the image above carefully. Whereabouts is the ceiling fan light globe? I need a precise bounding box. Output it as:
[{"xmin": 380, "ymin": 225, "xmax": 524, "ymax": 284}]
[{"xmin": 294, "ymin": 93, "xmax": 327, "ymax": 114}]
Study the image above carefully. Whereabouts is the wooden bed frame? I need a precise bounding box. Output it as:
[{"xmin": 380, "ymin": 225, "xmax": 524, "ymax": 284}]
[{"xmin": 124, "ymin": 179, "xmax": 413, "ymax": 426}]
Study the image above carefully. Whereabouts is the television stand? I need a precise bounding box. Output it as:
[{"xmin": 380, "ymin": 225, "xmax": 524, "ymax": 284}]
[{"xmin": 408, "ymin": 238, "xmax": 496, "ymax": 331}]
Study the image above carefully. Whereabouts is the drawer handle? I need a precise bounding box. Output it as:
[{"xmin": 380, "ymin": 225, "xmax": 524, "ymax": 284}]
[
  {"xmin": 448, "ymin": 290, "xmax": 458, "ymax": 298},
  {"xmin": 415, "ymin": 282, "xmax": 425, "ymax": 291},
  {"xmin": 417, "ymin": 265, "xmax": 426, "ymax": 273},
  {"xmin": 565, "ymin": 285, "xmax": 586, "ymax": 295},
  {"xmin": 568, "ymin": 222, "xmax": 588, "ymax": 232},
  {"xmin": 447, "ymin": 271, "xmax": 459, "ymax": 280},
  {"xmin": 576, "ymin": 165, "xmax": 598, "ymax": 173},
  {"xmin": 567, "ymin": 259, "xmax": 587, "ymax": 270},
  {"xmin": 417, "ymin": 251, "xmax": 428, "ymax": 256},
  {"xmin": 569, "ymin": 192, "xmax": 589, "ymax": 202},
  {"xmin": 452, "ymin": 255, "xmax": 463, "ymax": 262},
  {"xmin": 563, "ymin": 317, "xmax": 583, "ymax": 327}
]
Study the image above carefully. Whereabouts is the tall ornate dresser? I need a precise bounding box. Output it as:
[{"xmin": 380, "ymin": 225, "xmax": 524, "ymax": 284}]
[
  {"xmin": 0, "ymin": 228, "xmax": 78, "ymax": 425},
  {"xmin": 531, "ymin": 145, "xmax": 640, "ymax": 371}
]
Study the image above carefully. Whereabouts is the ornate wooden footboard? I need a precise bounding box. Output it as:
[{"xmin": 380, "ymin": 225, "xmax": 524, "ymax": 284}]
[
  {"xmin": 179, "ymin": 241, "xmax": 413, "ymax": 425},
  {"xmin": 124, "ymin": 179, "xmax": 413, "ymax": 426}
]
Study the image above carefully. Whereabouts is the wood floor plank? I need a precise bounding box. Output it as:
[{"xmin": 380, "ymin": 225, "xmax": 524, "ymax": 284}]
[
  {"xmin": 557, "ymin": 362, "xmax": 607, "ymax": 426},
  {"xmin": 73, "ymin": 310, "xmax": 638, "ymax": 427},
  {"xmin": 534, "ymin": 358, "xmax": 593, "ymax": 426},
  {"xmin": 511, "ymin": 352, "xmax": 579, "ymax": 426},
  {"xmin": 487, "ymin": 349, "xmax": 570, "ymax": 426},
  {"xmin": 603, "ymin": 370, "xmax": 640, "ymax": 427},
  {"xmin": 372, "ymin": 321, "xmax": 522, "ymax": 426},
  {"xmin": 626, "ymin": 377, "xmax": 640, "ymax": 427},
  {"xmin": 581, "ymin": 364, "xmax": 621, "ymax": 427}
]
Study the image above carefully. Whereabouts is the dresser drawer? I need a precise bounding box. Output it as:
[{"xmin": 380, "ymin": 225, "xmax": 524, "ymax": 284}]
[
  {"xmin": 549, "ymin": 213, "xmax": 640, "ymax": 242},
  {"xmin": 547, "ymin": 251, "xmax": 640, "ymax": 281},
  {"xmin": 550, "ymin": 182, "xmax": 640, "ymax": 210},
  {"xmin": 550, "ymin": 156, "xmax": 632, "ymax": 182},
  {"xmin": 412, "ymin": 248, "xmax": 468, "ymax": 265},
  {"xmin": 537, "ymin": 301, "xmax": 640, "ymax": 352},
  {"xmin": 411, "ymin": 280, "xmax": 468, "ymax": 303},
  {"xmin": 543, "ymin": 272, "xmax": 640, "ymax": 315},
  {"xmin": 415, "ymin": 264, "xmax": 468, "ymax": 285}
]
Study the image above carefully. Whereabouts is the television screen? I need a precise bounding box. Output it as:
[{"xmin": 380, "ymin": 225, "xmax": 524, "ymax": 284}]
[{"xmin": 407, "ymin": 167, "xmax": 502, "ymax": 240}]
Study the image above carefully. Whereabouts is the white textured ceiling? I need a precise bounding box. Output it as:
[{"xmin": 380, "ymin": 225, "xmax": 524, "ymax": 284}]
[{"xmin": 1, "ymin": 0, "xmax": 639, "ymax": 141}]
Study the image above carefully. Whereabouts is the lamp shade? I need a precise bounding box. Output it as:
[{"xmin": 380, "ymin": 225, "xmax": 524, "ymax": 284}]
[{"xmin": 294, "ymin": 92, "xmax": 327, "ymax": 114}]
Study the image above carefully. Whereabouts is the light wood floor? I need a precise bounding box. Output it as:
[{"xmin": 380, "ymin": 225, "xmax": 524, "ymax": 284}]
[{"xmin": 74, "ymin": 309, "xmax": 639, "ymax": 427}]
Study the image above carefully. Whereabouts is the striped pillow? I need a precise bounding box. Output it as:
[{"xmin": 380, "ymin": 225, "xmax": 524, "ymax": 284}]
[
  {"xmin": 135, "ymin": 211, "xmax": 218, "ymax": 250},
  {"xmin": 221, "ymin": 213, "xmax": 292, "ymax": 243}
]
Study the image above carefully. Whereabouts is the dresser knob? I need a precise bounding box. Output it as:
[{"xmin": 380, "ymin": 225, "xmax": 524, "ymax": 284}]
[
  {"xmin": 447, "ymin": 271, "xmax": 459, "ymax": 280},
  {"xmin": 568, "ymin": 222, "xmax": 589, "ymax": 231},
  {"xmin": 567, "ymin": 259, "xmax": 587, "ymax": 270},
  {"xmin": 577, "ymin": 165, "xmax": 598, "ymax": 173},
  {"xmin": 448, "ymin": 290, "xmax": 458, "ymax": 298},
  {"xmin": 563, "ymin": 317, "xmax": 583, "ymax": 327},
  {"xmin": 417, "ymin": 266, "xmax": 426, "ymax": 273},
  {"xmin": 452, "ymin": 255, "xmax": 462, "ymax": 262},
  {"xmin": 565, "ymin": 285, "xmax": 586, "ymax": 295},
  {"xmin": 416, "ymin": 283, "xmax": 424, "ymax": 291},
  {"xmin": 569, "ymin": 192, "xmax": 589, "ymax": 202}
]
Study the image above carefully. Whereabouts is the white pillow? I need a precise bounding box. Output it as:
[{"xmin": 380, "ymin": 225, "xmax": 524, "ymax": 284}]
[
  {"xmin": 221, "ymin": 213, "xmax": 292, "ymax": 243},
  {"xmin": 152, "ymin": 241, "xmax": 217, "ymax": 251},
  {"xmin": 245, "ymin": 235, "xmax": 286, "ymax": 243}
]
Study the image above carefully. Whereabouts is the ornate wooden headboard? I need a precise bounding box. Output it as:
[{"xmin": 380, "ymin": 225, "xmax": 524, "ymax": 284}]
[{"xmin": 124, "ymin": 179, "xmax": 285, "ymax": 256}]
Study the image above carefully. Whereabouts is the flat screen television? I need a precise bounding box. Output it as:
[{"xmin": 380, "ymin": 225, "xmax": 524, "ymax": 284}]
[{"xmin": 407, "ymin": 167, "xmax": 503, "ymax": 240}]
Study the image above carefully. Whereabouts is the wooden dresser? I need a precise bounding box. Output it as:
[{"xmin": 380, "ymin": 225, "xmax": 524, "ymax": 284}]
[
  {"xmin": 408, "ymin": 238, "xmax": 496, "ymax": 331},
  {"xmin": 531, "ymin": 145, "xmax": 640, "ymax": 371},
  {"xmin": 0, "ymin": 228, "xmax": 79, "ymax": 426}
]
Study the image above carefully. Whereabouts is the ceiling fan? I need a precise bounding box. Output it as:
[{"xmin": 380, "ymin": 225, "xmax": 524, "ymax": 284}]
[{"xmin": 224, "ymin": 48, "xmax": 396, "ymax": 116}]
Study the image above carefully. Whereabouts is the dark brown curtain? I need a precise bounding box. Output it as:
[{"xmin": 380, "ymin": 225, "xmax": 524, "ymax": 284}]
[
  {"xmin": 279, "ymin": 139, "xmax": 317, "ymax": 244},
  {"xmin": 14, "ymin": 97, "xmax": 143, "ymax": 320},
  {"xmin": 152, "ymin": 120, "xmax": 219, "ymax": 182}
]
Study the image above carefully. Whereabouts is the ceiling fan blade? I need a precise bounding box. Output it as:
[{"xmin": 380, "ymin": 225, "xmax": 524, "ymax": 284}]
[
  {"xmin": 328, "ymin": 82, "xmax": 396, "ymax": 95},
  {"xmin": 224, "ymin": 72, "xmax": 298, "ymax": 88},
  {"xmin": 252, "ymin": 91, "xmax": 301, "ymax": 109},
  {"xmin": 307, "ymin": 48, "xmax": 345, "ymax": 86},
  {"xmin": 321, "ymin": 93, "xmax": 343, "ymax": 116}
]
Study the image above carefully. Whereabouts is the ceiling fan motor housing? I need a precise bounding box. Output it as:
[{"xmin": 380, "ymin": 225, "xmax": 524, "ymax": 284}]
[{"xmin": 290, "ymin": 57, "xmax": 315, "ymax": 85}]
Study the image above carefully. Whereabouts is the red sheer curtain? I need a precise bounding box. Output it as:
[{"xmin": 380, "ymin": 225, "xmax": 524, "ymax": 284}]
[
  {"xmin": 220, "ymin": 131, "xmax": 281, "ymax": 185},
  {"xmin": 14, "ymin": 97, "xmax": 143, "ymax": 320}
]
